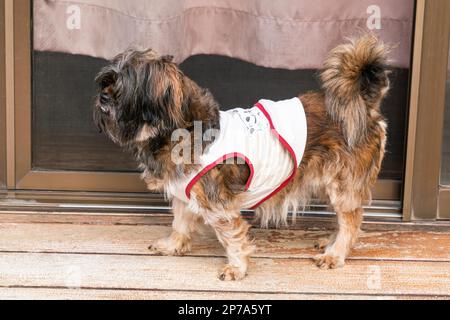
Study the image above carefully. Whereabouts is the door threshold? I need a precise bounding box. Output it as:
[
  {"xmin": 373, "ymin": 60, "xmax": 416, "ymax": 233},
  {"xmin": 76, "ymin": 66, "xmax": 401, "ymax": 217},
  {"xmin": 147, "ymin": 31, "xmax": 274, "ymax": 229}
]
[{"xmin": 0, "ymin": 195, "xmax": 402, "ymax": 220}]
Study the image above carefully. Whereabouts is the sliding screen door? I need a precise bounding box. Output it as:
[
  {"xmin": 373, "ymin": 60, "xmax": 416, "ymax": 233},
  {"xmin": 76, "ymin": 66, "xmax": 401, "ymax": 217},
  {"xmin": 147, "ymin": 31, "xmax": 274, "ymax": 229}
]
[
  {"xmin": 12, "ymin": 0, "xmax": 416, "ymax": 211},
  {"xmin": 439, "ymin": 40, "xmax": 450, "ymax": 219}
]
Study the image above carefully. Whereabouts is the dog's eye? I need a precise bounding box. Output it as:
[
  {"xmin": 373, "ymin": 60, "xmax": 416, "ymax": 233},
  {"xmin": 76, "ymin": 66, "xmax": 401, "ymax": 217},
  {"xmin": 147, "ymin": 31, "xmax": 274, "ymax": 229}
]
[
  {"xmin": 100, "ymin": 93, "xmax": 110, "ymax": 104},
  {"xmin": 101, "ymin": 80, "xmax": 109, "ymax": 87}
]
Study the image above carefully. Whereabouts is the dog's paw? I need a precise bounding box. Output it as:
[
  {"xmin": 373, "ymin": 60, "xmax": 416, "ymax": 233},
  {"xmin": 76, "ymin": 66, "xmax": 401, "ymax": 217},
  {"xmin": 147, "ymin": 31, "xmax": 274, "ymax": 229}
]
[
  {"xmin": 218, "ymin": 265, "xmax": 247, "ymax": 281},
  {"xmin": 313, "ymin": 253, "xmax": 345, "ymax": 270},
  {"xmin": 148, "ymin": 236, "xmax": 191, "ymax": 256}
]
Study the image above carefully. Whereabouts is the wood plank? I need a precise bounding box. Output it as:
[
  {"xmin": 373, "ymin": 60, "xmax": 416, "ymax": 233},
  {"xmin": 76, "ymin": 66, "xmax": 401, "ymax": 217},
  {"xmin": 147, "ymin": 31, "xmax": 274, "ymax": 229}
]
[
  {"xmin": 0, "ymin": 253, "xmax": 448, "ymax": 296},
  {"xmin": 0, "ymin": 212, "xmax": 175, "ymax": 226},
  {"xmin": 0, "ymin": 288, "xmax": 446, "ymax": 300},
  {"xmin": 1, "ymin": 212, "xmax": 450, "ymax": 232},
  {"xmin": 0, "ymin": 223, "xmax": 449, "ymax": 262}
]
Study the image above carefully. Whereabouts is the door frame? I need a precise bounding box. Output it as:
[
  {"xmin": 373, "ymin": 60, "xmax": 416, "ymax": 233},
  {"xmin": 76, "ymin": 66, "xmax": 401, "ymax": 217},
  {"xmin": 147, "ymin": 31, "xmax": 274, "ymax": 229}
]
[
  {"xmin": 0, "ymin": 0, "xmax": 6, "ymax": 190},
  {"xmin": 402, "ymin": 0, "xmax": 450, "ymax": 220},
  {"xmin": 9, "ymin": 0, "xmax": 150, "ymax": 193},
  {"xmin": 2, "ymin": 0, "xmax": 427, "ymax": 216}
]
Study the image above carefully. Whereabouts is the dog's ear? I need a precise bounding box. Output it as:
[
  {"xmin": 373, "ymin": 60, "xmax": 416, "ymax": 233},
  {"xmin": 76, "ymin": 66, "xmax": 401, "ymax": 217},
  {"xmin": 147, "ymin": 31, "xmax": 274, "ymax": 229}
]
[
  {"xmin": 138, "ymin": 63, "xmax": 160, "ymax": 123},
  {"xmin": 137, "ymin": 60, "xmax": 185, "ymax": 129}
]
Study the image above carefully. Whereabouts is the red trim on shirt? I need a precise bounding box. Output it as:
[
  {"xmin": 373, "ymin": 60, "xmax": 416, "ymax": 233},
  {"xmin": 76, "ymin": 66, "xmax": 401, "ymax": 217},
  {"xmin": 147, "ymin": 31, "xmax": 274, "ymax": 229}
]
[
  {"xmin": 185, "ymin": 153, "xmax": 255, "ymax": 200},
  {"xmin": 250, "ymin": 103, "xmax": 298, "ymax": 210}
]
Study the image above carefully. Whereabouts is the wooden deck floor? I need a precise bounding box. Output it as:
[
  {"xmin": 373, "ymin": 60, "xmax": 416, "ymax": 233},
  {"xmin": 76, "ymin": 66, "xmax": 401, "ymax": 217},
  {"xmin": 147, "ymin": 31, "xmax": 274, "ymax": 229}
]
[{"xmin": 0, "ymin": 212, "xmax": 449, "ymax": 300}]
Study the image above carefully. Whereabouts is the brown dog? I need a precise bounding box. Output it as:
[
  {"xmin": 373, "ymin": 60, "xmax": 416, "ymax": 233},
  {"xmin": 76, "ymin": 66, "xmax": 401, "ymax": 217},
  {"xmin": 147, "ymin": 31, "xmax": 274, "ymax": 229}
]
[{"xmin": 94, "ymin": 34, "xmax": 389, "ymax": 281}]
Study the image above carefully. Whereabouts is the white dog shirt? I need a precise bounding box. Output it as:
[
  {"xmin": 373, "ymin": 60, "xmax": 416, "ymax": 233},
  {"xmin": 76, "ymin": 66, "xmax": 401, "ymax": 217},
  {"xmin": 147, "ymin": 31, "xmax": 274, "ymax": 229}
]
[{"xmin": 167, "ymin": 97, "xmax": 308, "ymax": 211}]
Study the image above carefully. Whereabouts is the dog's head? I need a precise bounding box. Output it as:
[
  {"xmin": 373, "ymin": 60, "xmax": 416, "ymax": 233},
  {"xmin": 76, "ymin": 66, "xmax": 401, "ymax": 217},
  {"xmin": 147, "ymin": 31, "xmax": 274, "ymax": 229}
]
[{"xmin": 93, "ymin": 49, "xmax": 187, "ymax": 147}]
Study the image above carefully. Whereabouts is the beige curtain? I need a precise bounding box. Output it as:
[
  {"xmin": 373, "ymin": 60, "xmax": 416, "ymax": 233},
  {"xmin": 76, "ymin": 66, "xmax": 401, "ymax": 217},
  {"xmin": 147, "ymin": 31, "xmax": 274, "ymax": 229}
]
[{"xmin": 34, "ymin": 0, "xmax": 414, "ymax": 69}]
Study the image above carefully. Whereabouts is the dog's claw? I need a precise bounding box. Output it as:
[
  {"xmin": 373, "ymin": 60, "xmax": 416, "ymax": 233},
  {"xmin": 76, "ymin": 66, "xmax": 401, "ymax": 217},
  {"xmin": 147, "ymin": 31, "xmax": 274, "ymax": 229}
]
[
  {"xmin": 313, "ymin": 253, "xmax": 345, "ymax": 270},
  {"xmin": 148, "ymin": 236, "xmax": 191, "ymax": 256},
  {"xmin": 218, "ymin": 265, "xmax": 246, "ymax": 281}
]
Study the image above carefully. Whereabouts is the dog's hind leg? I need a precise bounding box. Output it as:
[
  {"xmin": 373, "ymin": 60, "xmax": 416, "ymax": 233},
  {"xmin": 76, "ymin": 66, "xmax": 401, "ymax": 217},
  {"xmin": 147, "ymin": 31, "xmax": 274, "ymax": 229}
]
[
  {"xmin": 314, "ymin": 206, "xmax": 363, "ymax": 269},
  {"xmin": 149, "ymin": 198, "xmax": 201, "ymax": 256},
  {"xmin": 205, "ymin": 212, "xmax": 255, "ymax": 281}
]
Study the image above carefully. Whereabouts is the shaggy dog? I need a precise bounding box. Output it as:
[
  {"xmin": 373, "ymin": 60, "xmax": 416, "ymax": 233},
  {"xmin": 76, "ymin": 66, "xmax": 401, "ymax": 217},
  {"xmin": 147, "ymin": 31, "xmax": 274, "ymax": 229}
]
[{"xmin": 94, "ymin": 35, "xmax": 390, "ymax": 281}]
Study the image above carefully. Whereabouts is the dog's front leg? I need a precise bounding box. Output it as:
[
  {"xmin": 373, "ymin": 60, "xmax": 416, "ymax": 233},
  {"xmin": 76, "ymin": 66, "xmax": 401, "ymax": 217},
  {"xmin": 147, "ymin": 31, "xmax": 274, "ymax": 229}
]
[
  {"xmin": 149, "ymin": 198, "xmax": 200, "ymax": 256},
  {"xmin": 205, "ymin": 213, "xmax": 255, "ymax": 281}
]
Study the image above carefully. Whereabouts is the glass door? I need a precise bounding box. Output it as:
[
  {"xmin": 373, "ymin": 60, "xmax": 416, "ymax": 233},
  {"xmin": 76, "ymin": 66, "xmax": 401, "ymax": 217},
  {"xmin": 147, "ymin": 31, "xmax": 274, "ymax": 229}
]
[
  {"xmin": 9, "ymin": 0, "xmax": 417, "ymax": 212},
  {"xmin": 439, "ymin": 40, "xmax": 450, "ymax": 219},
  {"xmin": 403, "ymin": 0, "xmax": 450, "ymax": 220},
  {"xmin": 0, "ymin": 0, "xmax": 6, "ymax": 191},
  {"xmin": 13, "ymin": 0, "xmax": 147, "ymax": 194}
]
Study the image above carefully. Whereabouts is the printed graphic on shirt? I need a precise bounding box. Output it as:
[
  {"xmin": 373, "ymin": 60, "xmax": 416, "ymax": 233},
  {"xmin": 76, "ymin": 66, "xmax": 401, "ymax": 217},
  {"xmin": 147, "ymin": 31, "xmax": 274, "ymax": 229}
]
[{"xmin": 233, "ymin": 108, "xmax": 269, "ymax": 135}]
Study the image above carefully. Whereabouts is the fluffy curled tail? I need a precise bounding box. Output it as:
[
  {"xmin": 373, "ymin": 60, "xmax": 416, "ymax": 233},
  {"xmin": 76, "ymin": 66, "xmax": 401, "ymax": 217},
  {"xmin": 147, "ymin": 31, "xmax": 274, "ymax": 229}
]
[{"xmin": 320, "ymin": 34, "xmax": 390, "ymax": 147}]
